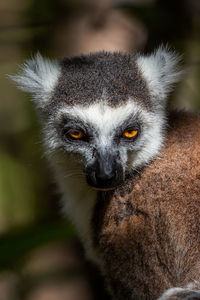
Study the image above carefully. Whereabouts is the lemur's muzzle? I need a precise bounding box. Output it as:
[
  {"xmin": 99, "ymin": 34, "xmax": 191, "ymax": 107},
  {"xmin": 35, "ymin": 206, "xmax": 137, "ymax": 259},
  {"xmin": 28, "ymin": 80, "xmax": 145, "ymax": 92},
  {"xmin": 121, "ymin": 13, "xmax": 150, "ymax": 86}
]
[{"xmin": 85, "ymin": 150, "xmax": 124, "ymax": 189}]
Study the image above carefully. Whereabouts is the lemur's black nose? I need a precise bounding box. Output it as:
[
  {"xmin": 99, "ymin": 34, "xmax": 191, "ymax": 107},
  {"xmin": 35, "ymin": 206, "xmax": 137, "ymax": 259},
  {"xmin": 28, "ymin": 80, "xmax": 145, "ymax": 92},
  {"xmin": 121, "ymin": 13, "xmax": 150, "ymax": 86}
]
[
  {"xmin": 86, "ymin": 151, "xmax": 124, "ymax": 189},
  {"xmin": 89, "ymin": 169, "xmax": 117, "ymax": 189}
]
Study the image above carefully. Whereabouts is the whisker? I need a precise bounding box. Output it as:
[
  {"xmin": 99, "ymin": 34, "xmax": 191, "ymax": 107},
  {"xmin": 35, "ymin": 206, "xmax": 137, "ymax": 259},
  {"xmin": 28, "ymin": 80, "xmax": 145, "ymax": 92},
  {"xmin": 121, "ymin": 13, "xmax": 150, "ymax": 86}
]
[{"xmin": 63, "ymin": 173, "xmax": 84, "ymax": 179}]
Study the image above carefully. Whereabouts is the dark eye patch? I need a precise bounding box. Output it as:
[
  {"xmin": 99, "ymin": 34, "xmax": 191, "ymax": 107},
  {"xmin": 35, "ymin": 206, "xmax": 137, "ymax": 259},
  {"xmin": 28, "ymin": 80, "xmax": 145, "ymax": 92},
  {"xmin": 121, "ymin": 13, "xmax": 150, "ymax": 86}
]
[
  {"xmin": 114, "ymin": 114, "xmax": 142, "ymax": 143},
  {"xmin": 56, "ymin": 115, "xmax": 95, "ymax": 143},
  {"xmin": 62, "ymin": 123, "xmax": 89, "ymax": 142}
]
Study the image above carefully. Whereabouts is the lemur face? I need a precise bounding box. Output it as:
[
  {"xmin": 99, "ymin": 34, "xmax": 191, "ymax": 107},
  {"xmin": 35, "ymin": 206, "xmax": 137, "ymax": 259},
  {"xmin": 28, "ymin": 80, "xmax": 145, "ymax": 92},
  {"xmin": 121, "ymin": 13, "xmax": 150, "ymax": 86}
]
[
  {"xmin": 11, "ymin": 49, "xmax": 181, "ymax": 190},
  {"xmin": 53, "ymin": 100, "xmax": 164, "ymax": 190}
]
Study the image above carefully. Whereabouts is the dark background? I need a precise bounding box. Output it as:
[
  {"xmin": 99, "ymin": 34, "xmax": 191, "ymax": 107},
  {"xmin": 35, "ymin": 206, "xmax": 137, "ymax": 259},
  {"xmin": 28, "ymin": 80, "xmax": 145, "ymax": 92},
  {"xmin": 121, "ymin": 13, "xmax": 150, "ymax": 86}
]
[{"xmin": 0, "ymin": 0, "xmax": 200, "ymax": 299}]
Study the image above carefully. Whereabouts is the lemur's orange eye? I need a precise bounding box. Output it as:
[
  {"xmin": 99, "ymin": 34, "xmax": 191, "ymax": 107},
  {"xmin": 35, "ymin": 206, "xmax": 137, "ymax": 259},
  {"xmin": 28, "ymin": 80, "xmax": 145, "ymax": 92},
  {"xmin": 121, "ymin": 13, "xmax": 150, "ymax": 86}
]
[
  {"xmin": 123, "ymin": 129, "xmax": 138, "ymax": 139},
  {"xmin": 68, "ymin": 130, "xmax": 84, "ymax": 139}
]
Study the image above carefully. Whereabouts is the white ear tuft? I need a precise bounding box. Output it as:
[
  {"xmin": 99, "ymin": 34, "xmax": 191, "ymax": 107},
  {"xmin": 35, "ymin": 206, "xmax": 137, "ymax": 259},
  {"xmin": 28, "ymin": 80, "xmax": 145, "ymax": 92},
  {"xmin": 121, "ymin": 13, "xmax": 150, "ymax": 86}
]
[
  {"xmin": 10, "ymin": 53, "xmax": 61, "ymax": 109},
  {"xmin": 136, "ymin": 46, "xmax": 182, "ymax": 100}
]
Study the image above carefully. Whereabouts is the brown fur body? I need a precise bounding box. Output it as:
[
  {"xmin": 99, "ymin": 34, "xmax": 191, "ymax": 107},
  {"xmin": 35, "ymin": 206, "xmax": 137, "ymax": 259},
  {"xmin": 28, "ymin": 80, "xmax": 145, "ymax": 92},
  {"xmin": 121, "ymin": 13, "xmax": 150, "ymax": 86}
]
[{"xmin": 93, "ymin": 111, "xmax": 200, "ymax": 299}]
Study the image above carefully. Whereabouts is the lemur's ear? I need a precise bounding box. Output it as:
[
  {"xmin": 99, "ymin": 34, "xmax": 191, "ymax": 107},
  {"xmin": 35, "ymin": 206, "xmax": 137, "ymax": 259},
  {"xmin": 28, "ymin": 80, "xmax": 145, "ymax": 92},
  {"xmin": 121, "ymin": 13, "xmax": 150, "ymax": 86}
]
[
  {"xmin": 10, "ymin": 53, "xmax": 61, "ymax": 109},
  {"xmin": 136, "ymin": 46, "xmax": 182, "ymax": 100}
]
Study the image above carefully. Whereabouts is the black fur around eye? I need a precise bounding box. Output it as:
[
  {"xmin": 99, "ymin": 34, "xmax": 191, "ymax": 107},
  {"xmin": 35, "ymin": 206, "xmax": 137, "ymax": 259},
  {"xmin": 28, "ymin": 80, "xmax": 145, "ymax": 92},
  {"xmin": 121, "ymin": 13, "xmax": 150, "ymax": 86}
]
[
  {"xmin": 117, "ymin": 122, "xmax": 141, "ymax": 143},
  {"xmin": 62, "ymin": 125, "xmax": 89, "ymax": 142}
]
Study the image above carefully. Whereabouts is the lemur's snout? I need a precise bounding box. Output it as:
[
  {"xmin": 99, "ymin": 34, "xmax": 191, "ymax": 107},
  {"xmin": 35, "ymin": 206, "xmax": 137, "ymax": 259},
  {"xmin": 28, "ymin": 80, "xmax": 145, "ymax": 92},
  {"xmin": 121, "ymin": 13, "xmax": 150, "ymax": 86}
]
[{"xmin": 86, "ymin": 150, "xmax": 124, "ymax": 190}]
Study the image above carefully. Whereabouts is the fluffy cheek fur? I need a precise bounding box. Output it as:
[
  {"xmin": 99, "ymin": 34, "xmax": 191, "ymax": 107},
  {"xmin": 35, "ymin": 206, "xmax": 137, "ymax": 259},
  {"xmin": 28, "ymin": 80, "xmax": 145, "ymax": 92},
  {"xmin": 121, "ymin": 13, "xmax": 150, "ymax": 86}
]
[
  {"xmin": 126, "ymin": 110, "xmax": 166, "ymax": 172},
  {"xmin": 48, "ymin": 150, "xmax": 99, "ymax": 262}
]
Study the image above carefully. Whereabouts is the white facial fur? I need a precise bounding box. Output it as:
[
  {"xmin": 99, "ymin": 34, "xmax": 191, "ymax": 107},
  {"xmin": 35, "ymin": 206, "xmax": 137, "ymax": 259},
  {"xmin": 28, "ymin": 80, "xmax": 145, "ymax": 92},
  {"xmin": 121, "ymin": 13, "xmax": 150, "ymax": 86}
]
[{"xmin": 51, "ymin": 100, "xmax": 166, "ymax": 171}]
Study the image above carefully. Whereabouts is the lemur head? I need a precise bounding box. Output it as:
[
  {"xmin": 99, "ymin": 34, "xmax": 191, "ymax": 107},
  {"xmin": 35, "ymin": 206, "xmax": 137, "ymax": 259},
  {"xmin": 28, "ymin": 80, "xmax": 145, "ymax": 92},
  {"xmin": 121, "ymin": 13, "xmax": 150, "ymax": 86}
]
[{"xmin": 11, "ymin": 48, "xmax": 181, "ymax": 190}]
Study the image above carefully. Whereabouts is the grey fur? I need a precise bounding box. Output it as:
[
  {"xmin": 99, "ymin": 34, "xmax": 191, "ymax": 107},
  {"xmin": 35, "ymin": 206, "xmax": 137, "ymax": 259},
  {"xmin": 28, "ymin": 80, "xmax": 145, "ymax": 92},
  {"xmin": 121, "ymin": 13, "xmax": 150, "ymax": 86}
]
[{"xmin": 50, "ymin": 51, "xmax": 151, "ymax": 112}]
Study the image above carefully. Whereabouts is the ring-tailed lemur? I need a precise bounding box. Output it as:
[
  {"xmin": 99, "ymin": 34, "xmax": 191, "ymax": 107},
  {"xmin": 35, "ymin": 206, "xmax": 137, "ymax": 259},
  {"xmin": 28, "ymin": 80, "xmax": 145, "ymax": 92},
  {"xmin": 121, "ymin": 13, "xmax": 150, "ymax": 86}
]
[
  {"xmin": 11, "ymin": 48, "xmax": 180, "ymax": 254},
  {"xmin": 11, "ymin": 48, "xmax": 200, "ymax": 299}
]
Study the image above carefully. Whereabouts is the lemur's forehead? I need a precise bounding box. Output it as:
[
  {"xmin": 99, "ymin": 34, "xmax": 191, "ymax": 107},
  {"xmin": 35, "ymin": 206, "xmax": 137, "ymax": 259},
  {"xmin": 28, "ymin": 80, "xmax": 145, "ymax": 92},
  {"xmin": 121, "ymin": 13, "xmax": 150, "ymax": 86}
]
[
  {"xmin": 51, "ymin": 52, "xmax": 151, "ymax": 109},
  {"xmin": 56, "ymin": 100, "xmax": 142, "ymax": 135}
]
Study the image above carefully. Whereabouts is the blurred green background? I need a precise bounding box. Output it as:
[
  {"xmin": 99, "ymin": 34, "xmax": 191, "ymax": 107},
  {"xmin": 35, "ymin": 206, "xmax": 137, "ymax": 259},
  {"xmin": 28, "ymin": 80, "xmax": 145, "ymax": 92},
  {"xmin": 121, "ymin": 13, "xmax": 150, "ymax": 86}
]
[{"xmin": 0, "ymin": 0, "xmax": 200, "ymax": 299}]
